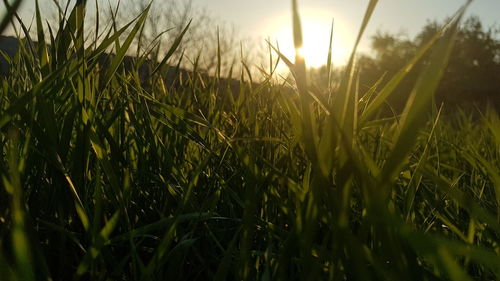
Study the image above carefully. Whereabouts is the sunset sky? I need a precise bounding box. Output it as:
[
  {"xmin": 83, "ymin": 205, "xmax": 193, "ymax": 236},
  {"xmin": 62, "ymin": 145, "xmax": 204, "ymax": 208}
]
[
  {"xmin": 195, "ymin": 0, "xmax": 500, "ymax": 66},
  {"xmin": 6, "ymin": 0, "xmax": 500, "ymax": 66}
]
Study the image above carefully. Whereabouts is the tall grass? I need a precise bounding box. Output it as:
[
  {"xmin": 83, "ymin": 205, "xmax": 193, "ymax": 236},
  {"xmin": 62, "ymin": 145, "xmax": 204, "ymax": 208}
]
[{"xmin": 1, "ymin": 0, "xmax": 499, "ymax": 280}]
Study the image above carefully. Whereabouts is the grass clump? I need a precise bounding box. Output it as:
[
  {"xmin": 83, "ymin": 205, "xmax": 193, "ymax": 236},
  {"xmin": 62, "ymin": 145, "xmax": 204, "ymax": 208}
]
[{"xmin": 1, "ymin": 0, "xmax": 500, "ymax": 280}]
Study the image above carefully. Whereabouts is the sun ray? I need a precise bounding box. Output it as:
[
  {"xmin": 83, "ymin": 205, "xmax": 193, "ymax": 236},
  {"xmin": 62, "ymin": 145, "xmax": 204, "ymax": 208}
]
[{"xmin": 263, "ymin": 9, "xmax": 354, "ymax": 71}]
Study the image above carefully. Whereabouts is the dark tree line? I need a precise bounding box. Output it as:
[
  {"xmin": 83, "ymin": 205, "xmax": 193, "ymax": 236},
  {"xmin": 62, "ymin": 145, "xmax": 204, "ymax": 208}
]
[{"xmin": 357, "ymin": 16, "xmax": 500, "ymax": 112}]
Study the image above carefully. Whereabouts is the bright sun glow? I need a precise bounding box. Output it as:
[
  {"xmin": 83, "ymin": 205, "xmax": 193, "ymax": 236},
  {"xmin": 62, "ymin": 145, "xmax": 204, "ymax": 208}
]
[{"xmin": 263, "ymin": 9, "xmax": 354, "ymax": 71}]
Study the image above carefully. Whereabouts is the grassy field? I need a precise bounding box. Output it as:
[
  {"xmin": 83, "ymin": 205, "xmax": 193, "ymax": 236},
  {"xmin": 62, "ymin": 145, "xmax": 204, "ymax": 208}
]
[{"xmin": 1, "ymin": 0, "xmax": 500, "ymax": 280}]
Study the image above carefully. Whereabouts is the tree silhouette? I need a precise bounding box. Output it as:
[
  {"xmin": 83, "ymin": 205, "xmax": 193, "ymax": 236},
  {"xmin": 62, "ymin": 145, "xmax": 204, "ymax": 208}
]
[
  {"xmin": 358, "ymin": 16, "xmax": 500, "ymax": 113},
  {"xmin": 120, "ymin": 0, "xmax": 240, "ymax": 75}
]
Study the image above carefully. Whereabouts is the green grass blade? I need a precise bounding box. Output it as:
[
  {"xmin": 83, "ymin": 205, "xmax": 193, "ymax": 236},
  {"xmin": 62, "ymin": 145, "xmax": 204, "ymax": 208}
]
[
  {"xmin": 361, "ymin": 25, "xmax": 451, "ymax": 122},
  {"xmin": 380, "ymin": 2, "xmax": 471, "ymax": 186},
  {"xmin": 326, "ymin": 19, "xmax": 334, "ymax": 91},
  {"xmin": 0, "ymin": 0, "xmax": 22, "ymax": 35},
  {"xmin": 76, "ymin": 210, "xmax": 121, "ymax": 276},
  {"xmin": 35, "ymin": 0, "xmax": 49, "ymax": 73},
  {"xmin": 102, "ymin": 4, "xmax": 151, "ymax": 87},
  {"xmin": 152, "ymin": 20, "xmax": 192, "ymax": 75},
  {"xmin": 332, "ymin": 0, "xmax": 378, "ymax": 134}
]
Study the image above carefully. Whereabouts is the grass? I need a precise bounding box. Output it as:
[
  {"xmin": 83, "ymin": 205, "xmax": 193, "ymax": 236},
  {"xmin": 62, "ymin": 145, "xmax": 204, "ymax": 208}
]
[{"xmin": 1, "ymin": 0, "xmax": 500, "ymax": 280}]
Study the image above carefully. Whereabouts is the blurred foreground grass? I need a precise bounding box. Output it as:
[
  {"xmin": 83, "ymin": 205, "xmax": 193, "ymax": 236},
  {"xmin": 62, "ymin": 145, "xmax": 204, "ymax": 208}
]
[{"xmin": 1, "ymin": 0, "xmax": 500, "ymax": 280}]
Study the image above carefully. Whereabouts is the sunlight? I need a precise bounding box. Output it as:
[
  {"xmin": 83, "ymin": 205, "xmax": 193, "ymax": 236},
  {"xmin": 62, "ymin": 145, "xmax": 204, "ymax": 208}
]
[
  {"xmin": 295, "ymin": 46, "xmax": 305, "ymax": 60},
  {"xmin": 263, "ymin": 9, "xmax": 354, "ymax": 71}
]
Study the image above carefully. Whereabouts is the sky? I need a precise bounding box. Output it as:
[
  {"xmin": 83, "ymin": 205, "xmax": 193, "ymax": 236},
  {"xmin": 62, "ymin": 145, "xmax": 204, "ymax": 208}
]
[
  {"xmin": 3, "ymin": 0, "xmax": 500, "ymax": 67},
  {"xmin": 190, "ymin": 0, "xmax": 500, "ymax": 66}
]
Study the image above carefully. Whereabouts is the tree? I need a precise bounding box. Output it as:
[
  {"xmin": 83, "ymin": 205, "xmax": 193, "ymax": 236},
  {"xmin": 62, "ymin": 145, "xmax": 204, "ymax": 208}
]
[
  {"xmin": 357, "ymin": 31, "xmax": 420, "ymax": 111},
  {"xmin": 119, "ymin": 0, "xmax": 241, "ymax": 76},
  {"xmin": 433, "ymin": 17, "xmax": 500, "ymax": 107},
  {"xmin": 357, "ymin": 16, "xmax": 500, "ymax": 112}
]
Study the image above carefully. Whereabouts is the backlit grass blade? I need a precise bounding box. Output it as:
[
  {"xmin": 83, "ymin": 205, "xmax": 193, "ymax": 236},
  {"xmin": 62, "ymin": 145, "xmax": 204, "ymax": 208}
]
[
  {"xmin": 290, "ymin": 0, "xmax": 319, "ymax": 166},
  {"xmin": 267, "ymin": 40, "xmax": 295, "ymax": 75},
  {"xmin": 421, "ymin": 164, "xmax": 500, "ymax": 233},
  {"xmin": 332, "ymin": 0, "xmax": 378, "ymax": 139},
  {"xmin": 360, "ymin": 23, "xmax": 453, "ymax": 122},
  {"xmin": 102, "ymin": 3, "xmax": 151, "ymax": 87},
  {"xmin": 314, "ymin": 0, "xmax": 378, "ymax": 178},
  {"xmin": 89, "ymin": 128, "xmax": 124, "ymax": 204},
  {"xmin": 87, "ymin": 18, "xmax": 137, "ymax": 61},
  {"xmin": 0, "ymin": 63, "xmax": 77, "ymax": 130},
  {"xmin": 217, "ymin": 27, "xmax": 221, "ymax": 80},
  {"xmin": 76, "ymin": 210, "xmax": 121, "ymax": 276},
  {"xmin": 485, "ymin": 107, "xmax": 500, "ymax": 146},
  {"xmin": 152, "ymin": 20, "xmax": 192, "ymax": 75},
  {"xmin": 35, "ymin": 0, "xmax": 49, "ymax": 73},
  {"xmin": 326, "ymin": 19, "xmax": 334, "ymax": 91},
  {"xmin": 291, "ymin": 0, "xmax": 306, "ymax": 87},
  {"xmin": 2, "ymin": 129, "xmax": 35, "ymax": 281},
  {"xmin": 380, "ymin": 2, "xmax": 472, "ymax": 187},
  {"xmin": 467, "ymin": 150, "xmax": 500, "ymax": 220},
  {"xmin": 404, "ymin": 105, "xmax": 443, "ymax": 219},
  {"xmin": 94, "ymin": 0, "xmax": 99, "ymax": 48},
  {"xmin": 0, "ymin": 0, "xmax": 22, "ymax": 35}
]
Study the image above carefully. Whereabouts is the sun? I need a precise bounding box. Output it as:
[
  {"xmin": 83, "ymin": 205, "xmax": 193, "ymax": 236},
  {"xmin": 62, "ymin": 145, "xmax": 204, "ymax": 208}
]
[{"xmin": 263, "ymin": 9, "xmax": 353, "ymax": 70}]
